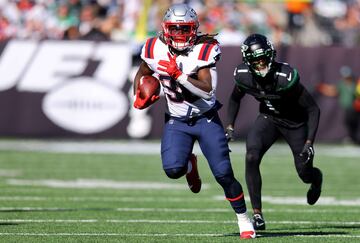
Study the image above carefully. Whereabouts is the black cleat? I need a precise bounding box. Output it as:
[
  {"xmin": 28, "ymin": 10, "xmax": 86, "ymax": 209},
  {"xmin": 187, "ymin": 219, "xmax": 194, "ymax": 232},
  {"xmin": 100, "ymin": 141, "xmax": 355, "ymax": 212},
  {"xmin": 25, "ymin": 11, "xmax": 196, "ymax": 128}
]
[
  {"xmin": 252, "ymin": 213, "xmax": 266, "ymax": 230},
  {"xmin": 307, "ymin": 170, "xmax": 323, "ymax": 205}
]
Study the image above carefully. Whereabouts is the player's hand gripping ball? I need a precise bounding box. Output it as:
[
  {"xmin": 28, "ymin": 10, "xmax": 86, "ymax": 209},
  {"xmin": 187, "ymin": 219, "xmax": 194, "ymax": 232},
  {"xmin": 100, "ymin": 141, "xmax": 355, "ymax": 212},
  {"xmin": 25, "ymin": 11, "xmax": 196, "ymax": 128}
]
[{"xmin": 134, "ymin": 75, "xmax": 160, "ymax": 109}]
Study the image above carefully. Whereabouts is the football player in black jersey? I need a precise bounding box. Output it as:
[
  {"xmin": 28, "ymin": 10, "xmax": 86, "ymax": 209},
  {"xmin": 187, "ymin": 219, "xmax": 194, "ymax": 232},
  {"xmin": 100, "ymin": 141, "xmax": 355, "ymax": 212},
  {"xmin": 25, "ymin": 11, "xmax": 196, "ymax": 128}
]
[{"xmin": 225, "ymin": 34, "xmax": 323, "ymax": 230}]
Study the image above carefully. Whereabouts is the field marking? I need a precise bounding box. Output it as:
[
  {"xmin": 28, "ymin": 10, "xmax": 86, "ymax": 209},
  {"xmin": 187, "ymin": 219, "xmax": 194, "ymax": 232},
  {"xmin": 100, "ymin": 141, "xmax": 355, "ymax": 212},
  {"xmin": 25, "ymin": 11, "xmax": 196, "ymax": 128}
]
[
  {"xmin": 0, "ymin": 232, "xmax": 359, "ymax": 239},
  {"xmin": 0, "ymin": 233, "xmax": 223, "ymax": 237},
  {"xmin": 214, "ymin": 195, "xmax": 360, "ymax": 206},
  {"xmin": 4, "ymin": 177, "xmax": 360, "ymax": 206},
  {"xmin": 0, "ymin": 195, "xmax": 360, "ymax": 209},
  {"xmin": 262, "ymin": 195, "xmax": 360, "ymax": 206},
  {"xmin": 1, "ymin": 206, "xmax": 360, "ymax": 214},
  {"xmin": 0, "ymin": 219, "xmax": 359, "ymax": 225},
  {"xmin": 6, "ymin": 179, "xmax": 209, "ymax": 190},
  {"xmin": 0, "ymin": 169, "xmax": 21, "ymax": 177},
  {"xmin": 0, "ymin": 140, "xmax": 359, "ymax": 157}
]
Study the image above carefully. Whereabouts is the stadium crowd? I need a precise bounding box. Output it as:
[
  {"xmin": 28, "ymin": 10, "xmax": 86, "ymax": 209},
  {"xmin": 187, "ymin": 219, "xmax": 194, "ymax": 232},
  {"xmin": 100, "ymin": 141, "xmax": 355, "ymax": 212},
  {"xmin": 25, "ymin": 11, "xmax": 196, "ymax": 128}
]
[{"xmin": 0, "ymin": 0, "xmax": 359, "ymax": 47}]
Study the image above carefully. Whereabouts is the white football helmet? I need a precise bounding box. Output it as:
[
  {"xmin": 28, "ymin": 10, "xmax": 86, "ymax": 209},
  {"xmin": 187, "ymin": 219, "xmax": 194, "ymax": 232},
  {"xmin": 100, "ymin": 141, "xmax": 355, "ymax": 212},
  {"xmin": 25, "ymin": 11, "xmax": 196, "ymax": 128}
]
[{"xmin": 162, "ymin": 3, "xmax": 199, "ymax": 51}]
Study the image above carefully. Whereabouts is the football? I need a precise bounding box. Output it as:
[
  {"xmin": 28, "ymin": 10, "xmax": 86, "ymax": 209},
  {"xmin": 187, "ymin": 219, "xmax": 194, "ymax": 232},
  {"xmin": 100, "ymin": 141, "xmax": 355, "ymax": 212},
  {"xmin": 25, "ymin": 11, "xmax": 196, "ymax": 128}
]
[{"xmin": 138, "ymin": 75, "xmax": 160, "ymax": 99}]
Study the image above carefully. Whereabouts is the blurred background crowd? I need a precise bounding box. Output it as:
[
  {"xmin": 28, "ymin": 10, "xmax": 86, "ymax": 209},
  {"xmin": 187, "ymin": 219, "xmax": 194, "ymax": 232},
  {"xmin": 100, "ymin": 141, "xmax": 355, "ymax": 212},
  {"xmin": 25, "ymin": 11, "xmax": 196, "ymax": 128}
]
[{"xmin": 0, "ymin": 0, "xmax": 360, "ymax": 47}]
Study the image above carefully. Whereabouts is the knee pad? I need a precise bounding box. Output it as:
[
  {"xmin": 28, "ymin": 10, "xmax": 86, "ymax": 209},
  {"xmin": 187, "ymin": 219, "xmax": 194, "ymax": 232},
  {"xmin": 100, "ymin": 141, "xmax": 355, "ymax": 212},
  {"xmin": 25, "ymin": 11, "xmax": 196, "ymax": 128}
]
[
  {"xmin": 164, "ymin": 167, "xmax": 187, "ymax": 179},
  {"xmin": 215, "ymin": 173, "xmax": 235, "ymax": 187}
]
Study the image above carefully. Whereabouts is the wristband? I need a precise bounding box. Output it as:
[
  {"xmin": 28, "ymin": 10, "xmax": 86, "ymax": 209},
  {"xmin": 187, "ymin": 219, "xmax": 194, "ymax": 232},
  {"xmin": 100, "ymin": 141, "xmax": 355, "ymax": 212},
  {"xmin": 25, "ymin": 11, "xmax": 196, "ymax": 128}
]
[{"xmin": 177, "ymin": 73, "xmax": 188, "ymax": 84}]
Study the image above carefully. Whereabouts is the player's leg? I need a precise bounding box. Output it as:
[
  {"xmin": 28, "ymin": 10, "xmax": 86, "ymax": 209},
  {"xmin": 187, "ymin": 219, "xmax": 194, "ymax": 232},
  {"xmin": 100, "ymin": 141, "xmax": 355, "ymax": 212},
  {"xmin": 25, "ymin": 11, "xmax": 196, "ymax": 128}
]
[
  {"xmin": 246, "ymin": 115, "xmax": 278, "ymax": 230},
  {"xmin": 161, "ymin": 118, "xmax": 195, "ymax": 181},
  {"xmin": 185, "ymin": 153, "xmax": 202, "ymax": 193},
  {"xmin": 197, "ymin": 113, "xmax": 255, "ymax": 239},
  {"xmin": 281, "ymin": 125, "xmax": 323, "ymax": 205}
]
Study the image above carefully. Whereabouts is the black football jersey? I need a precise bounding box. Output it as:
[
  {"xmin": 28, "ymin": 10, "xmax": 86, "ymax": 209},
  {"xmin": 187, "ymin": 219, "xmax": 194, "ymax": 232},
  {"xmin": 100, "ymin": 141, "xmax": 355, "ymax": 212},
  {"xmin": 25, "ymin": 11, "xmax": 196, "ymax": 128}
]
[{"xmin": 233, "ymin": 62, "xmax": 308, "ymax": 127}]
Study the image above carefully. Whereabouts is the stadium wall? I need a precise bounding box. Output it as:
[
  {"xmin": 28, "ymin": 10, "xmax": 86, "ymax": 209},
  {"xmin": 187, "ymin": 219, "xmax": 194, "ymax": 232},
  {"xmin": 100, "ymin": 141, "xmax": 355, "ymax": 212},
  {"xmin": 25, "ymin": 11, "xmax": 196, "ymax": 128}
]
[{"xmin": 0, "ymin": 40, "xmax": 359, "ymax": 142}]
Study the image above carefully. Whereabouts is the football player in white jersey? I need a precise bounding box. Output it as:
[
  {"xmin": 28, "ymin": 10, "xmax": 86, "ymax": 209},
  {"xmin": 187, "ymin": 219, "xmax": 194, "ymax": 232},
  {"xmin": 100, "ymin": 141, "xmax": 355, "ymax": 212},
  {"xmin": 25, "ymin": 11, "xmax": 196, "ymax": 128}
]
[{"xmin": 133, "ymin": 3, "xmax": 255, "ymax": 239}]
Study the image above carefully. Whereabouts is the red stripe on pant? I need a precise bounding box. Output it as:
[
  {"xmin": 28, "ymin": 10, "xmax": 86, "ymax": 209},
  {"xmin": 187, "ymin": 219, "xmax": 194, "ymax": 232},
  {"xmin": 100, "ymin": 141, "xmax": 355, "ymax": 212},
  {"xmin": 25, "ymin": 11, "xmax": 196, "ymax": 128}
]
[{"xmin": 226, "ymin": 193, "xmax": 244, "ymax": 202}]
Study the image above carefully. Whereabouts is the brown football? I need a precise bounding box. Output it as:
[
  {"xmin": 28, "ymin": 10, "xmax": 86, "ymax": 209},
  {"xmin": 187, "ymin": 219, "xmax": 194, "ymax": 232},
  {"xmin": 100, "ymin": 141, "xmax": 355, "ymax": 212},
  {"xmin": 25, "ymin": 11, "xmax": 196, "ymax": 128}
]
[{"xmin": 138, "ymin": 75, "xmax": 160, "ymax": 99}]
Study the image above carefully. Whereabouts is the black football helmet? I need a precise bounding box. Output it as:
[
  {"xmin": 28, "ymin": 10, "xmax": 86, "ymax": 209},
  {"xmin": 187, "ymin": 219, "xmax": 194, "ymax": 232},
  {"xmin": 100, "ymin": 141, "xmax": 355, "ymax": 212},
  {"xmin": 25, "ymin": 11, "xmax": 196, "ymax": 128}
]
[{"xmin": 241, "ymin": 34, "xmax": 276, "ymax": 77}]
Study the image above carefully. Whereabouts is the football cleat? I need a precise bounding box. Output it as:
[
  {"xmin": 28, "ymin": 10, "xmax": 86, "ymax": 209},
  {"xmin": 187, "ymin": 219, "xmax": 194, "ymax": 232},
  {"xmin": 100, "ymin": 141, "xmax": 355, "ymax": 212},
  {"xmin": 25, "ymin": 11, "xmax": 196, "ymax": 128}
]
[
  {"xmin": 237, "ymin": 212, "xmax": 256, "ymax": 239},
  {"xmin": 307, "ymin": 169, "xmax": 323, "ymax": 205},
  {"xmin": 186, "ymin": 154, "xmax": 201, "ymax": 193},
  {"xmin": 252, "ymin": 213, "xmax": 266, "ymax": 230}
]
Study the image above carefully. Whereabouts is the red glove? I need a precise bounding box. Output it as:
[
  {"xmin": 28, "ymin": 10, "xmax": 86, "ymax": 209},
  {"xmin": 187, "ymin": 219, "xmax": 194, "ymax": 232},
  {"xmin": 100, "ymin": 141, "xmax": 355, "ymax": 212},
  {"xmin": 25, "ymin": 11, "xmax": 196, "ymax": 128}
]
[
  {"xmin": 133, "ymin": 89, "xmax": 159, "ymax": 110},
  {"xmin": 157, "ymin": 53, "xmax": 183, "ymax": 80}
]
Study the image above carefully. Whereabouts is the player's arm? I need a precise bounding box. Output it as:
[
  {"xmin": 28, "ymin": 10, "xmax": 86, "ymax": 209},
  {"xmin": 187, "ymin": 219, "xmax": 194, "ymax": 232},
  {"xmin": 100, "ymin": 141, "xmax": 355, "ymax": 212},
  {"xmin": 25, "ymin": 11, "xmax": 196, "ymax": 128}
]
[
  {"xmin": 133, "ymin": 61, "xmax": 158, "ymax": 109},
  {"xmin": 225, "ymin": 85, "xmax": 245, "ymax": 141},
  {"xmin": 133, "ymin": 61, "xmax": 154, "ymax": 95},
  {"xmin": 187, "ymin": 66, "xmax": 213, "ymax": 92},
  {"xmin": 158, "ymin": 53, "xmax": 213, "ymax": 100},
  {"xmin": 295, "ymin": 83, "xmax": 321, "ymax": 144}
]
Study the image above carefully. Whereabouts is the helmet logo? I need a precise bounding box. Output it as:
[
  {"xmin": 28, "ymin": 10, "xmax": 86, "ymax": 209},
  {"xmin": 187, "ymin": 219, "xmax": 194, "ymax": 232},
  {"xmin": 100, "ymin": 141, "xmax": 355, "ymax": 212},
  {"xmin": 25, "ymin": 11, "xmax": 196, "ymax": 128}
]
[{"xmin": 241, "ymin": 44, "xmax": 248, "ymax": 52}]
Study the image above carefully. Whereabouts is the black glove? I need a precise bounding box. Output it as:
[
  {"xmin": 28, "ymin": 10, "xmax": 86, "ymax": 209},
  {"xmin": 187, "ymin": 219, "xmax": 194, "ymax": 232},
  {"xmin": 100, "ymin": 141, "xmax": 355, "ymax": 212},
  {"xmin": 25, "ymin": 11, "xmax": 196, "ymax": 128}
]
[
  {"xmin": 225, "ymin": 127, "xmax": 234, "ymax": 142},
  {"xmin": 300, "ymin": 143, "xmax": 314, "ymax": 164}
]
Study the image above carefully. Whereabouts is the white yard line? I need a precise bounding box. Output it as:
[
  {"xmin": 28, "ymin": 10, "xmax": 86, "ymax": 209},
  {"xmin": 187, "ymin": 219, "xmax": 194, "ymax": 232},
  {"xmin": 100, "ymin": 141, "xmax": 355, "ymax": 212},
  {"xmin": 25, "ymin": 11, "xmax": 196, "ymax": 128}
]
[
  {"xmin": 7, "ymin": 179, "xmax": 207, "ymax": 190},
  {"xmin": 6, "ymin": 193, "xmax": 359, "ymax": 207},
  {"xmin": 0, "ymin": 219, "xmax": 359, "ymax": 225},
  {"xmin": 0, "ymin": 232, "xmax": 358, "ymax": 239},
  {"xmin": 0, "ymin": 140, "xmax": 359, "ymax": 157},
  {"xmin": 0, "ymin": 206, "xmax": 360, "ymax": 213},
  {"xmin": 0, "ymin": 233, "xmax": 223, "ymax": 237}
]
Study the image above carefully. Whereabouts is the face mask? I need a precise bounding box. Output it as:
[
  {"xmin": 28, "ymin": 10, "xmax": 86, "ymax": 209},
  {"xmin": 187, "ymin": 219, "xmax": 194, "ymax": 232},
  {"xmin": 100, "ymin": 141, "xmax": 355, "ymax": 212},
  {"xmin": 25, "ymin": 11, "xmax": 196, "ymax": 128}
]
[{"xmin": 251, "ymin": 59, "xmax": 269, "ymax": 77}]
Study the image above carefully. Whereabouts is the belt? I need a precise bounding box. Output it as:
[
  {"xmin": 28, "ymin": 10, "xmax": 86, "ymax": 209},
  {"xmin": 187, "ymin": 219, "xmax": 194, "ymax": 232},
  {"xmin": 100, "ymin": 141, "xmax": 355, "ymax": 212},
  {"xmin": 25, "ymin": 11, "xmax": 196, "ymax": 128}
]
[{"xmin": 165, "ymin": 100, "xmax": 222, "ymax": 125}]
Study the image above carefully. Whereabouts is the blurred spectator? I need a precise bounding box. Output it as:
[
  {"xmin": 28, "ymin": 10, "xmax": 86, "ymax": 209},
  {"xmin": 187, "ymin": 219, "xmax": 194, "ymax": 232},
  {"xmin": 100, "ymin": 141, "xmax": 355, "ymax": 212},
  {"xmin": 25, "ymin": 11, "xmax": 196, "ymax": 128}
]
[
  {"xmin": 313, "ymin": 0, "xmax": 347, "ymax": 45},
  {"xmin": 78, "ymin": 3, "xmax": 97, "ymax": 37},
  {"xmin": 63, "ymin": 25, "xmax": 80, "ymax": 40},
  {"xmin": 0, "ymin": 0, "xmax": 359, "ymax": 47},
  {"xmin": 216, "ymin": 21, "xmax": 246, "ymax": 46},
  {"xmin": 295, "ymin": 6, "xmax": 332, "ymax": 46},
  {"xmin": 317, "ymin": 66, "xmax": 360, "ymax": 144},
  {"xmin": 285, "ymin": 0, "xmax": 310, "ymax": 37},
  {"xmin": 334, "ymin": 1, "xmax": 360, "ymax": 47}
]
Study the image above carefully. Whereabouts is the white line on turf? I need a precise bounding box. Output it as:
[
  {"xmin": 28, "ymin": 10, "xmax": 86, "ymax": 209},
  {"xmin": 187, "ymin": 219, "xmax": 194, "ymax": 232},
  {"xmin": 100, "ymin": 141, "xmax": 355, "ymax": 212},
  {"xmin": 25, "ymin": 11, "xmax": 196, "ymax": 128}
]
[
  {"xmin": 0, "ymin": 233, "xmax": 223, "ymax": 237},
  {"xmin": 0, "ymin": 140, "xmax": 359, "ymax": 157},
  {"xmin": 0, "ymin": 232, "xmax": 359, "ymax": 238},
  {"xmin": 1, "ymin": 195, "xmax": 359, "ymax": 208},
  {"xmin": 0, "ymin": 219, "xmax": 359, "ymax": 225},
  {"xmin": 1, "ymin": 206, "xmax": 360, "ymax": 213},
  {"xmin": 6, "ymin": 179, "xmax": 212, "ymax": 190},
  {"xmin": 215, "ymin": 195, "xmax": 360, "ymax": 206}
]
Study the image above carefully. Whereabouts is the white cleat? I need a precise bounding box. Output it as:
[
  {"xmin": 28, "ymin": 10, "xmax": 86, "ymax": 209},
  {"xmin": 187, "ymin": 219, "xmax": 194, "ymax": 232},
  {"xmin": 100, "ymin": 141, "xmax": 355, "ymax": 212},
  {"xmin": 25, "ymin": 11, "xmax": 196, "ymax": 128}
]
[{"xmin": 237, "ymin": 212, "xmax": 256, "ymax": 239}]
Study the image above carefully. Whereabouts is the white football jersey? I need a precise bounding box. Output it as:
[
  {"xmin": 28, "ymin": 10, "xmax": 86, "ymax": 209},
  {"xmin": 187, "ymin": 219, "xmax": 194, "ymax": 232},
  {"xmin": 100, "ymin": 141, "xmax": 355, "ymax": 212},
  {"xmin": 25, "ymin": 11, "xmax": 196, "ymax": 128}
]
[{"xmin": 140, "ymin": 37, "xmax": 221, "ymax": 119}]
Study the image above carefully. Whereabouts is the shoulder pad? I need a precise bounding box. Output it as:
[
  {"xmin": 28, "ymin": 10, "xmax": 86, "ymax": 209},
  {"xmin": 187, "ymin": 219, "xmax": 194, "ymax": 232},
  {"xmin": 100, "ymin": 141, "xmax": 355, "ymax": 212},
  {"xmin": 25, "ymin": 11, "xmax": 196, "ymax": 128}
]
[
  {"xmin": 197, "ymin": 43, "xmax": 221, "ymax": 62},
  {"xmin": 141, "ymin": 37, "xmax": 158, "ymax": 60},
  {"xmin": 233, "ymin": 64, "xmax": 252, "ymax": 90},
  {"xmin": 275, "ymin": 63, "xmax": 299, "ymax": 92}
]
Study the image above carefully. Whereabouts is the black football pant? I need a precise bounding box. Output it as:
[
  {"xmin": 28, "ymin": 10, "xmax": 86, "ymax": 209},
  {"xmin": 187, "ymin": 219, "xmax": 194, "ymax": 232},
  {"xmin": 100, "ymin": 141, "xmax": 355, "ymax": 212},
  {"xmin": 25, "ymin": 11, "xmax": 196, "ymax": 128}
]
[{"xmin": 245, "ymin": 114, "xmax": 321, "ymax": 211}]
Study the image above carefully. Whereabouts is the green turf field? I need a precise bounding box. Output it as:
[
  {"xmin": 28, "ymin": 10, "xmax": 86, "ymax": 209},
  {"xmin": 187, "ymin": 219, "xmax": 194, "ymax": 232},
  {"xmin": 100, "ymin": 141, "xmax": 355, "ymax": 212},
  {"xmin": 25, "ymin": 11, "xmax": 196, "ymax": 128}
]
[{"xmin": 0, "ymin": 141, "xmax": 359, "ymax": 242}]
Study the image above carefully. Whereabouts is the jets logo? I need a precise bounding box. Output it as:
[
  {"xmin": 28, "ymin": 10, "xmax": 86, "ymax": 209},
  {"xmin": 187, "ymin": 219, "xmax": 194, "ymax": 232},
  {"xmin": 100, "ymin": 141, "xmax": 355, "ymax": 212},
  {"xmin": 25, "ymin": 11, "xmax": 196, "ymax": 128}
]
[
  {"xmin": 0, "ymin": 40, "xmax": 132, "ymax": 134},
  {"xmin": 241, "ymin": 44, "xmax": 249, "ymax": 52}
]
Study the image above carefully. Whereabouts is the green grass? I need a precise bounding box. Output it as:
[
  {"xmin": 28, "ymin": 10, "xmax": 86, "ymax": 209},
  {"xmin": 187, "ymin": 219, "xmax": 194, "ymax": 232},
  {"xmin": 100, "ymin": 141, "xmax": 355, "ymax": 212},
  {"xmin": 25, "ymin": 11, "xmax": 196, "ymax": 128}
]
[{"xmin": 0, "ymin": 142, "xmax": 359, "ymax": 242}]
